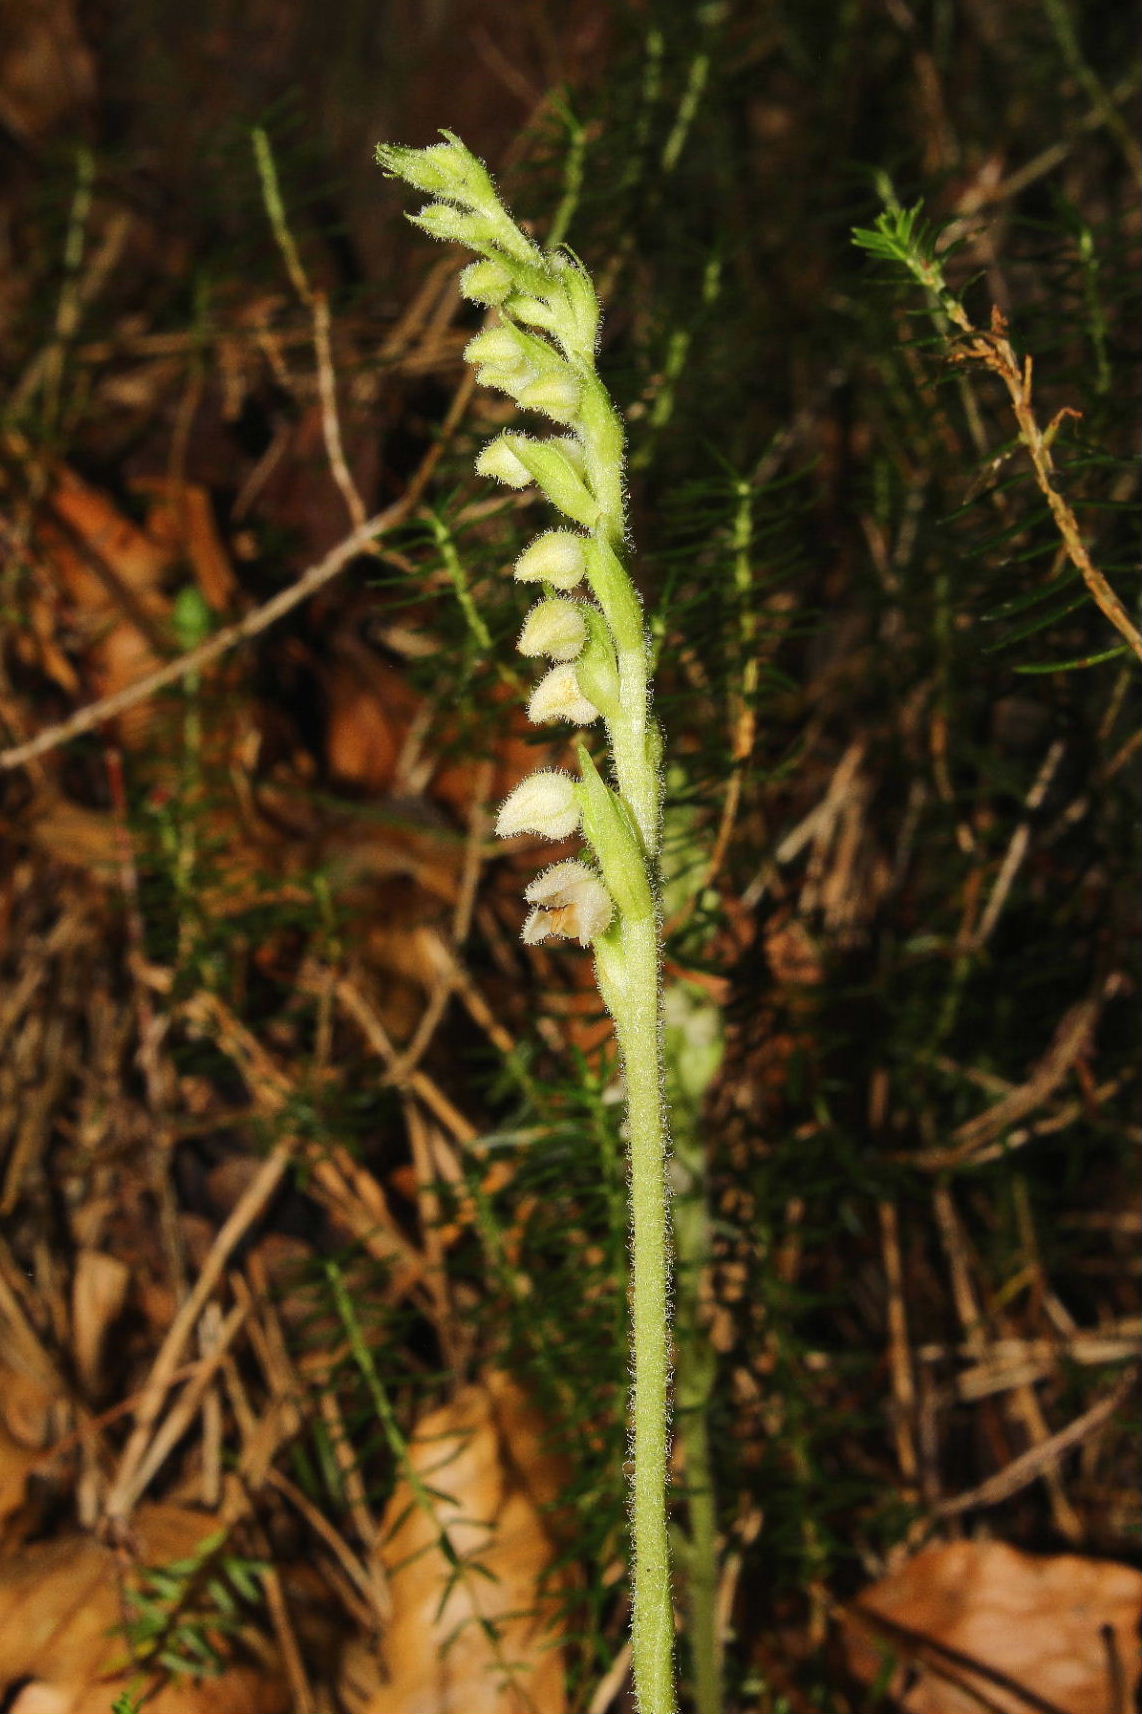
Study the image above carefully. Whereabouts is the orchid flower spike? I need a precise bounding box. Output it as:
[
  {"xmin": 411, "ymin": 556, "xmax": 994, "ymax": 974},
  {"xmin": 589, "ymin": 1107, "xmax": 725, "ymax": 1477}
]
[{"xmin": 379, "ymin": 130, "xmax": 676, "ymax": 1714}]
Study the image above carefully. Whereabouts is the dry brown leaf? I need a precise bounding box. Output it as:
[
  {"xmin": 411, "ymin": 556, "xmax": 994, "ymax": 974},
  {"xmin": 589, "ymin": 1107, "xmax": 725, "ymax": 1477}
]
[
  {"xmin": 32, "ymin": 465, "xmax": 173, "ymax": 744},
  {"xmin": 429, "ymin": 706, "xmax": 544, "ymax": 828},
  {"xmin": 842, "ymin": 1539, "xmax": 1142, "ymax": 1714},
  {"xmin": 0, "ymin": 1360, "xmax": 67, "ymax": 1546},
  {"xmin": 0, "ymin": 0, "xmax": 95, "ymax": 145},
  {"xmin": 237, "ymin": 401, "xmax": 379, "ymax": 563},
  {"xmin": 0, "ymin": 1420, "xmax": 41, "ymax": 1542},
  {"xmin": 45, "ymin": 465, "xmax": 171, "ymax": 604},
  {"xmin": 322, "ymin": 636, "xmax": 426, "ymax": 795},
  {"xmin": 132, "ymin": 477, "xmax": 241, "ymax": 613},
  {"xmin": 0, "ymin": 1362, "xmax": 59, "ymax": 1452},
  {"xmin": 71, "ymin": 1247, "xmax": 131, "ymax": 1395},
  {"xmin": 321, "ymin": 635, "xmax": 546, "ymax": 833},
  {"xmin": 362, "ymin": 1372, "xmax": 570, "ymax": 1714},
  {"xmin": 0, "ymin": 1503, "xmax": 290, "ymax": 1714},
  {"xmin": 540, "ymin": 974, "xmax": 615, "ymax": 1065},
  {"xmin": 22, "ymin": 797, "xmax": 122, "ymax": 881}
]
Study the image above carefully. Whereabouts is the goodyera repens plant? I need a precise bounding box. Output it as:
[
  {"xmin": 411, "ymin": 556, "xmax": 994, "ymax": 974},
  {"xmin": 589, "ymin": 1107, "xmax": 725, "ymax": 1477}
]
[{"xmin": 376, "ymin": 132, "xmax": 676, "ymax": 1714}]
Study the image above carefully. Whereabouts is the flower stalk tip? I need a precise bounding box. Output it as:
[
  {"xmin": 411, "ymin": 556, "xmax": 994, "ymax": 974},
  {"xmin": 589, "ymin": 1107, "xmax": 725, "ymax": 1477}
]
[{"xmin": 375, "ymin": 133, "xmax": 495, "ymax": 210}]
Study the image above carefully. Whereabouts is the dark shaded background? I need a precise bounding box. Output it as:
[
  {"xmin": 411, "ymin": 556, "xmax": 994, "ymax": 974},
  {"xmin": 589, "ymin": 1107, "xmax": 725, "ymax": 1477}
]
[{"xmin": 0, "ymin": 0, "xmax": 1138, "ymax": 1708}]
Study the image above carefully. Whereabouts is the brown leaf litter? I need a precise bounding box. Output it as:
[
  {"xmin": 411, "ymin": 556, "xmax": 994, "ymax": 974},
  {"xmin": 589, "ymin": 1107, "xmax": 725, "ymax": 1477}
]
[{"xmin": 843, "ymin": 1538, "xmax": 1142, "ymax": 1714}]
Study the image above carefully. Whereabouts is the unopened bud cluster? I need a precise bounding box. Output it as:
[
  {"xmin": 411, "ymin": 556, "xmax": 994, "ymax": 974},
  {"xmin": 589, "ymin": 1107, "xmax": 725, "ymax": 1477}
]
[{"xmin": 377, "ymin": 131, "xmax": 659, "ymax": 952}]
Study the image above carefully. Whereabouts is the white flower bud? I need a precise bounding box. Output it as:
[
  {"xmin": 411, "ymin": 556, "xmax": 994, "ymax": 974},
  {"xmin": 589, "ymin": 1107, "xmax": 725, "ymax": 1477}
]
[
  {"xmin": 518, "ymin": 375, "xmax": 581, "ymax": 424},
  {"xmin": 527, "ymin": 663, "xmax": 600, "ymax": 727},
  {"xmin": 409, "ymin": 203, "xmax": 504, "ymax": 249},
  {"xmin": 474, "ymin": 363, "xmax": 537, "ymax": 402},
  {"xmin": 518, "ymin": 598, "xmax": 588, "ymax": 661},
  {"xmin": 504, "ymin": 436, "xmax": 595, "ymax": 527},
  {"xmin": 472, "ymin": 364, "xmax": 513, "ymax": 394},
  {"xmin": 555, "ymin": 260, "xmax": 601, "ymax": 358},
  {"xmin": 464, "ymin": 327, "xmax": 529, "ymax": 372},
  {"xmin": 495, "ymin": 770, "xmax": 581, "ymax": 840},
  {"xmin": 459, "ymin": 258, "xmax": 515, "ymax": 304},
  {"xmin": 522, "ymin": 859, "xmax": 613, "ymax": 946},
  {"xmin": 514, "ymin": 531, "xmax": 587, "ymax": 590},
  {"xmin": 504, "ymin": 293, "xmax": 558, "ymax": 331},
  {"xmin": 475, "ymin": 436, "xmax": 533, "ymax": 489},
  {"xmin": 376, "ymin": 135, "xmax": 496, "ymax": 210}
]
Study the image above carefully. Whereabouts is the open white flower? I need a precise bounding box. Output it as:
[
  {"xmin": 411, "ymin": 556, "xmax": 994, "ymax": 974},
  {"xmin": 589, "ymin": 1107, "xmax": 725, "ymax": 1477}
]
[
  {"xmin": 522, "ymin": 859, "xmax": 613, "ymax": 946},
  {"xmin": 495, "ymin": 770, "xmax": 581, "ymax": 840},
  {"xmin": 527, "ymin": 663, "xmax": 600, "ymax": 726}
]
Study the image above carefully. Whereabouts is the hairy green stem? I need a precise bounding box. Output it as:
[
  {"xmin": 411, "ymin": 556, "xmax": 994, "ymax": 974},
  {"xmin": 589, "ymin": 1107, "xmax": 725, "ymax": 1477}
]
[
  {"xmin": 672, "ymin": 1120, "xmax": 722, "ymax": 1714},
  {"xmin": 598, "ymin": 913, "xmax": 674, "ymax": 1714},
  {"xmin": 575, "ymin": 199, "xmax": 674, "ymax": 1714},
  {"xmin": 681, "ymin": 1402, "xmax": 720, "ymax": 1713}
]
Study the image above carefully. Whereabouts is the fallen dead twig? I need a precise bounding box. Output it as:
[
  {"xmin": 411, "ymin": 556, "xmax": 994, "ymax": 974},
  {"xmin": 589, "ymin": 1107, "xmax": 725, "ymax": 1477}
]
[
  {"xmin": 932, "ymin": 1184, "xmax": 1083, "ymax": 1538},
  {"xmin": 253, "ymin": 127, "xmax": 368, "ymax": 535},
  {"xmin": 265, "ymin": 1467, "xmax": 383, "ymax": 1628},
  {"xmin": 386, "ymin": 757, "xmax": 493, "ymax": 1085},
  {"xmin": 333, "ymin": 970, "xmax": 479, "ymax": 1145},
  {"xmin": 843, "ymin": 1600, "xmax": 1077, "ymax": 1714},
  {"xmin": 588, "ymin": 1641, "xmax": 633, "ymax": 1714},
  {"xmin": 178, "ymin": 987, "xmax": 429, "ymax": 1292},
  {"xmin": 911, "ymin": 975, "xmax": 1123, "ymax": 1169},
  {"xmin": 103, "ymin": 1140, "xmax": 294, "ymax": 1525},
  {"xmin": 934, "ymin": 1369, "xmax": 1137, "ymax": 1520},
  {"xmin": 0, "ymin": 511, "xmax": 383, "ymax": 771},
  {"xmin": 880, "ymin": 1199, "xmax": 919, "ymax": 1489},
  {"xmin": 973, "ymin": 739, "xmax": 1066, "ymax": 949},
  {"xmin": 114, "ymin": 1296, "xmax": 251, "ymax": 1517}
]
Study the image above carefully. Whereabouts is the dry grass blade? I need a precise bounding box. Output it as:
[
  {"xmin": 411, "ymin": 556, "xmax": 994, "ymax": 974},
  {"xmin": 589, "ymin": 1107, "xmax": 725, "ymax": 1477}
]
[
  {"xmin": 915, "ymin": 976, "xmax": 1124, "ymax": 1169},
  {"xmin": 102, "ymin": 1141, "xmax": 293, "ymax": 1526}
]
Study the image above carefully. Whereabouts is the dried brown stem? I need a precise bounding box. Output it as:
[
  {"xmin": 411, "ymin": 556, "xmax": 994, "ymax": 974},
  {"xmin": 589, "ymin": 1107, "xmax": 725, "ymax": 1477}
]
[{"xmin": 950, "ymin": 306, "xmax": 1141, "ymax": 662}]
